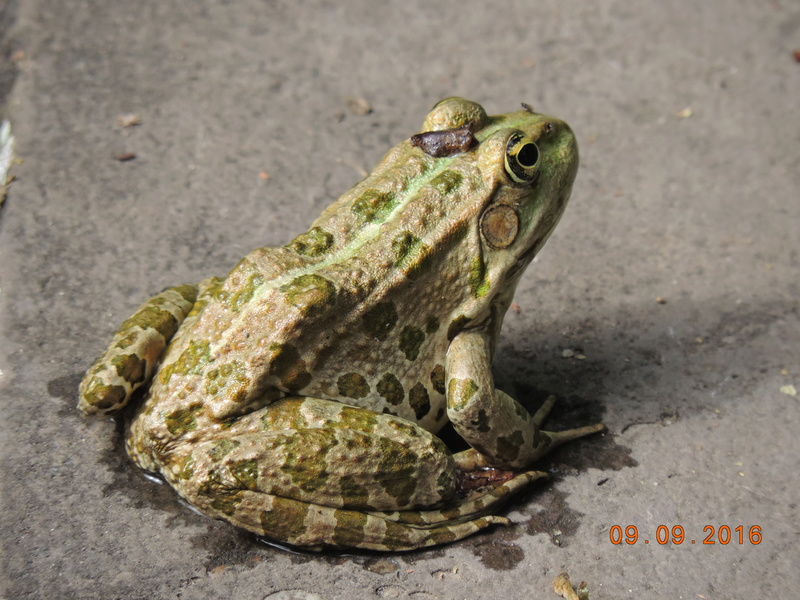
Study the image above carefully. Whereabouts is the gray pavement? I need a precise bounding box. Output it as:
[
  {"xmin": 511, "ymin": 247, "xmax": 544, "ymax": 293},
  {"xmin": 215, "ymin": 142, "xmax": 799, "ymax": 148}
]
[{"xmin": 1, "ymin": 1, "xmax": 798, "ymax": 599}]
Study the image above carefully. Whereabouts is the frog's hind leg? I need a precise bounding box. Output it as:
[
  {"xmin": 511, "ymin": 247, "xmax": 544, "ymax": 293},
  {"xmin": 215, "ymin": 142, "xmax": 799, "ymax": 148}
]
[
  {"xmin": 170, "ymin": 454, "xmax": 525, "ymax": 551},
  {"xmin": 163, "ymin": 397, "xmax": 539, "ymax": 551},
  {"xmin": 210, "ymin": 487, "xmax": 512, "ymax": 552},
  {"xmin": 78, "ymin": 278, "xmax": 220, "ymax": 415}
]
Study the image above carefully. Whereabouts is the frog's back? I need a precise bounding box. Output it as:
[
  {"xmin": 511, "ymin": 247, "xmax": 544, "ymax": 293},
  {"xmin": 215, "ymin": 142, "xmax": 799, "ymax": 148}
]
[
  {"xmin": 142, "ymin": 99, "xmax": 578, "ymax": 434},
  {"xmin": 149, "ymin": 141, "xmax": 493, "ymax": 431}
]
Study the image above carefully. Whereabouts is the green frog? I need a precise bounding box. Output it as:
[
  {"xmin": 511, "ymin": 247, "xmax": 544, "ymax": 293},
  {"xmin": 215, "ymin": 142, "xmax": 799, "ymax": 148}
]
[{"xmin": 79, "ymin": 98, "xmax": 603, "ymax": 551}]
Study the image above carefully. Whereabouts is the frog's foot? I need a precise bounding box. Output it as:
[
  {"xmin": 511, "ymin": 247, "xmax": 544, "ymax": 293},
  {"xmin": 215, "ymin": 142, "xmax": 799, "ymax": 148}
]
[
  {"xmin": 78, "ymin": 278, "xmax": 219, "ymax": 415},
  {"xmin": 370, "ymin": 469, "xmax": 547, "ymax": 527}
]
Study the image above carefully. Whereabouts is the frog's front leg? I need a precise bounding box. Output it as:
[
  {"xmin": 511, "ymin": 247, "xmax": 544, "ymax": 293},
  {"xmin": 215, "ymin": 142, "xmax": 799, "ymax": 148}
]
[
  {"xmin": 445, "ymin": 330, "xmax": 605, "ymax": 470},
  {"xmin": 78, "ymin": 278, "xmax": 220, "ymax": 415}
]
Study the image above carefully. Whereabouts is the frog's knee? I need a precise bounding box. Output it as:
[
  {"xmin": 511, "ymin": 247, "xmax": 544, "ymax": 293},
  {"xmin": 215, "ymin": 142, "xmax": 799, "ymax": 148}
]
[{"xmin": 78, "ymin": 284, "xmax": 199, "ymax": 415}]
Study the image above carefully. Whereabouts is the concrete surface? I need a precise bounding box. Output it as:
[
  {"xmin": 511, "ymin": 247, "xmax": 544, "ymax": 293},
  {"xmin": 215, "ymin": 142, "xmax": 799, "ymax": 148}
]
[{"xmin": 1, "ymin": 1, "xmax": 798, "ymax": 599}]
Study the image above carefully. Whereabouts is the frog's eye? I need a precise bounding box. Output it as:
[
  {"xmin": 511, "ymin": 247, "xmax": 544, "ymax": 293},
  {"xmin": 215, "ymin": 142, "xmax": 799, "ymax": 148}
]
[{"xmin": 504, "ymin": 133, "xmax": 540, "ymax": 184}]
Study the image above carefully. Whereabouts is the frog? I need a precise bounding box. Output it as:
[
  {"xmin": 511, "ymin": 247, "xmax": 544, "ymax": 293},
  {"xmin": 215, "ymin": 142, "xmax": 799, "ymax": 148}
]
[{"xmin": 78, "ymin": 97, "xmax": 603, "ymax": 551}]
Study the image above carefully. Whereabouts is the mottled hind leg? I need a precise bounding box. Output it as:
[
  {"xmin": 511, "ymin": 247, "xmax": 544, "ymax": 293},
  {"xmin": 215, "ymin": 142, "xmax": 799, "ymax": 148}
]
[
  {"xmin": 159, "ymin": 397, "xmax": 536, "ymax": 551},
  {"xmin": 78, "ymin": 278, "xmax": 220, "ymax": 415},
  {"xmin": 202, "ymin": 487, "xmax": 512, "ymax": 551}
]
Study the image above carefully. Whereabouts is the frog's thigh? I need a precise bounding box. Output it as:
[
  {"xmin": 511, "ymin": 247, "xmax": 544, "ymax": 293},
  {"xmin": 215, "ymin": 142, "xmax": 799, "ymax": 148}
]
[
  {"xmin": 176, "ymin": 397, "xmax": 457, "ymax": 514},
  {"xmin": 169, "ymin": 397, "xmax": 545, "ymax": 550}
]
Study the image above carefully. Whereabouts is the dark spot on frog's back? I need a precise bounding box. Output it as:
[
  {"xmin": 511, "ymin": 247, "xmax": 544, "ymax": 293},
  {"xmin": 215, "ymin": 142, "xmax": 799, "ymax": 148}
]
[
  {"xmin": 408, "ymin": 382, "xmax": 431, "ymax": 419},
  {"xmin": 279, "ymin": 274, "xmax": 337, "ymax": 317},
  {"xmin": 268, "ymin": 343, "xmax": 312, "ymax": 392},
  {"xmin": 391, "ymin": 231, "xmax": 432, "ymax": 280},
  {"xmin": 430, "ymin": 364, "xmax": 445, "ymax": 394},
  {"xmin": 425, "ymin": 316, "xmax": 440, "ymax": 334},
  {"xmin": 286, "ymin": 226, "xmax": 335, "ymax": 257},
  {"xmin": 376, "ymin": 372, "xmax": 404, "ymax": 405},
  {"xmin": 363, "ymin": 301, "xmax": 398, "ymax": 340},
  {"xmin": 430, "ymin": 170, "xmax": 464, "ymax": 195},
  {"xmin": 351, "ymin": 189, "xmax": 398, "ymax": 225},
  {"xmin": 398, "ymin": 326, "xmax": 425, "ymax": 361},
  {"xmin": 337, "ymin": 372, "xmax": 370, "ymax": 399},
  {"xmin": 338, "ymin": 475, "xmax": 370, "ymax": 509}
]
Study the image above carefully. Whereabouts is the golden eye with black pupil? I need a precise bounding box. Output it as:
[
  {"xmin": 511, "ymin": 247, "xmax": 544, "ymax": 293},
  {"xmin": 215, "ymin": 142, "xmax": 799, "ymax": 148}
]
[{"xmin": 504, "ymin": 132, "xmax": 540, "ymax": 184}]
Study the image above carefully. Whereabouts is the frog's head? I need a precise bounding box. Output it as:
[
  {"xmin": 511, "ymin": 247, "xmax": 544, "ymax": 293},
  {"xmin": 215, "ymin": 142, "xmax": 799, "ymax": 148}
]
[{"xmin": 419, "ymin": 98, "xmax": 579, "ymax": 318}]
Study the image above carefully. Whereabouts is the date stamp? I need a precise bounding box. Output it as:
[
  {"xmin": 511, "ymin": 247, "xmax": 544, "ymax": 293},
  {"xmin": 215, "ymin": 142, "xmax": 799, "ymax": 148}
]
[{"xmin": 609, "ymin": 525, "xmax": 762, "ymax": 546}]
